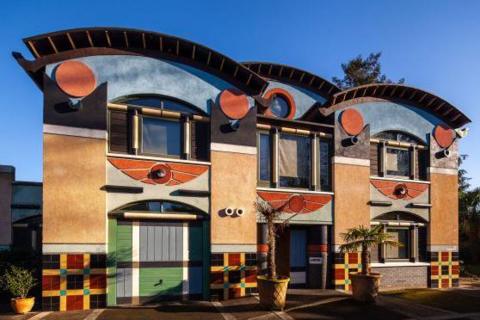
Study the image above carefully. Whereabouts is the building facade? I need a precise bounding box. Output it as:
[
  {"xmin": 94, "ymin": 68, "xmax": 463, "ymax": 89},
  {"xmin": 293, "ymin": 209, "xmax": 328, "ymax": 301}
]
[
  {"xmin": 0, "ymin": 165, "xmax": 42, "ymax": 253},
  {"xmin": 14, "ymin": 27, "xmax": 470, "ymax": 311}
]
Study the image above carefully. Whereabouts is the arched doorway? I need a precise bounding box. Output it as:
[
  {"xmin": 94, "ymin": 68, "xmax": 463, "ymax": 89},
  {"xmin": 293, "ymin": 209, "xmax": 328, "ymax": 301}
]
[{"xmin": 107, "ymin": 200, "xmax": 209, "ymax": 305}]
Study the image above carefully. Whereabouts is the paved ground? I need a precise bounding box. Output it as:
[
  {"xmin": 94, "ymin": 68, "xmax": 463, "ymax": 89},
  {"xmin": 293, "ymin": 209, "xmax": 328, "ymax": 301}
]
[{"xmin": 2, "ymin": 286, "xmax": 480, "ymax": 320}]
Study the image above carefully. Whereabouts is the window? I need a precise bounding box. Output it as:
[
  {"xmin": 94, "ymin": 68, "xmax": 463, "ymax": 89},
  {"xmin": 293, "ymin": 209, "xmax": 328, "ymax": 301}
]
[
  {"xmin": 279, "ymin": 134, "xmax": 311, "ymax": 188},
  {"xmin": 386, "ymin": 148, "xmax": 410, "ymax": 178},
  {"xmin": 142, "ymin": 117, "xmax": 182, "ymax": 157},
  {"xmin": 319, "ymin": 139, "xmax": 332, "ymax": 191},
  {"xmin": 259, "ymin": 133, "xmax": 271, "ymax": 183},
  {"xmin": 270, "ymin": 95, "xmax": 290, "ymax": 118},
  {"xmin": 119, "ymin": 200, "xmax": 197, "ymax": 213},
  {"xmin": 385, "ymin": 228, "xmax": 410, "ymax": 260},
  {"xmin": 118, "ymin": 95, "xmax": 204, "ymax": 115},
  {"xmin": 371, "ymin": 131, "xmax": 428, "ymax": 180}
]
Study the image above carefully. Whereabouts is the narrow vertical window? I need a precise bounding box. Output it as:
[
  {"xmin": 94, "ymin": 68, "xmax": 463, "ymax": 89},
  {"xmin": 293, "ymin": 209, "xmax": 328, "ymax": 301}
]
[
  {"xmin": 259, "ymin": 133, "xmax": 271, "ymax": 183},
  {"xmin": 319, "ymin": 139, "xmax": 331, "ymax": 191}
]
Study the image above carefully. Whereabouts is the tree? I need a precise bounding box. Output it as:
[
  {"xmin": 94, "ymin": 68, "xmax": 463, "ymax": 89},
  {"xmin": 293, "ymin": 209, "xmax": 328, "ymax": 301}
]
[
  {"xmin": 339, "ymin": 225, "xmax": 399, "ymax": 275},
  {"xmin": 332, "ymin": 52, "xmax": 405, "ymax": 90}
]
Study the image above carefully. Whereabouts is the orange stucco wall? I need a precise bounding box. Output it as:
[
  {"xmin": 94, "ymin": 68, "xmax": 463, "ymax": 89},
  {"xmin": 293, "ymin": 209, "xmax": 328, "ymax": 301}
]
[
  {"xmin": 210, "ymin": 151, "xmax": 257, "ymax": 245},
  {"xmin": 43, "ymin": 134, "xmax": 106, "ymax": 244},
  {"xmin": 429, "ymin": 172, "xmax": 459, "ymax": 246},
  {"xmin": 333, "ymin": 163, "xmax": 370, "ymax": 245}
]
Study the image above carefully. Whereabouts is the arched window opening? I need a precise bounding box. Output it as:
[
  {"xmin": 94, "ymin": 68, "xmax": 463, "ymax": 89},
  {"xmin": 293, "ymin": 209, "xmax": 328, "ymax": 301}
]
[
  {"xmin": 370, "ymin": 211, "xmax": 427, "ymax": 263},
  {"xmin": 370, "ymin": 131, "xmax": 429, "ymax": 180},
  {"xmin": 113, "ymin": 200, "xmax": 201, "ymax": 214},
  {"xmin": 109, "ymin": 95, "xmax": 210, "ymax": 161},
  {"xmin": 115, "ymin": 95, "xmax": 206, "ymax": 116}
]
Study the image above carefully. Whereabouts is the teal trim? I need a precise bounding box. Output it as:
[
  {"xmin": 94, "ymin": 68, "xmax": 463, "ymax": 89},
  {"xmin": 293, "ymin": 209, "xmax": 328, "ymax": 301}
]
[{"xmin": 202, "ymin": 220, "xmax": 210, "ymax": 300}]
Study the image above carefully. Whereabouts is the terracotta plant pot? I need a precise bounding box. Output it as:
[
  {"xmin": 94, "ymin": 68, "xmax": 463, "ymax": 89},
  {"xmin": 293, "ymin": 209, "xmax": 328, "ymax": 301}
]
[
  {"xmin": 257, "ymin": 276, "xmax": 290, "ymax": 311},
  {"xmin": 11, "ymin": 297, "xmax": 35, "ymax": 314},
  {"xmin": 350, "ymin": 273, "xmax": 381, "ymax": 303}
]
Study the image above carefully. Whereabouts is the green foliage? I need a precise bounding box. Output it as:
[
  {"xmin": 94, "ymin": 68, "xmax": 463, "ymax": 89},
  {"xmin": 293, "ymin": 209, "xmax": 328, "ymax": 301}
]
[
  {"xmin": 254, "ymin": 198, "xmax": 292, "ymax": 280},
  {"xmin": 332, "ymin": 52, "xmax": 405, "ymax": 90},
  {"xmin": 339, "ymin": 225, "xmax": 400, "ymax": 274},
  {"xmin": 458, "ymin": 154, "xmax": 480, "ymax": 263},
  {"xmin": 1, "ymin": 265, "xmax": 37, "ymax": 298}
]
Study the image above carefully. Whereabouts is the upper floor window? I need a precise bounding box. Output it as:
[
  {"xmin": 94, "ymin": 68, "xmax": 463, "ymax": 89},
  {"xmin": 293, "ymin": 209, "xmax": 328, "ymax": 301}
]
[
  {"xmin": 257, "ymin": 130, "xmax": 332, "ymax": 191},
  {"xmin": 142, "ymin": 117, "xmax": 182, "ymax": 157},
  {"xmin": 279, "ymin": 133, "xmax": 311, "ymax": 189},
  {"xmin": 109, "ymin": 95, "xmax": 209, "ymax": 161},
  {"xmin": 371, "ymin": 131, "xmax": 428, "ymax": 180}
]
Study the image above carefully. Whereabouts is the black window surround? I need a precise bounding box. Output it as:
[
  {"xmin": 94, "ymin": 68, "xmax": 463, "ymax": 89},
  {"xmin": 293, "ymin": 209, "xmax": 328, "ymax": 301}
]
[
  {"xmin": 256, "ymin": 129, "xmax": 332, "ymax": 192},
  {"xmin": 107, "ymin": 96, "xmax": 210, "ymax": 162},
  {"xmin": 371, "ymin": 131, "xmax": 428, "ymax": 181}
]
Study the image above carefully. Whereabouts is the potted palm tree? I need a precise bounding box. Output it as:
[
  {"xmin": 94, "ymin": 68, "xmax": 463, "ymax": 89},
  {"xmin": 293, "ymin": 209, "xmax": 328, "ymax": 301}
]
[
  {"xmin": 339, "ymin": 225, "xmax": 399, "ymax": 303},
  {"xmin": 255, "ymin": 199, "xmax": 290, "ymax": 310},
  {"xmin": 2, "ymin": 265, "xmax": 37, "ymax": 314}
]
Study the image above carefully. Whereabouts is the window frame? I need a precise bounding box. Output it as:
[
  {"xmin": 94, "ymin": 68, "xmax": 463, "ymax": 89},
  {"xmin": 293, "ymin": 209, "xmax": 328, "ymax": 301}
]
[
  {"xmin": 278, "ymin": 132, "xmax": 312, "ymax": 190},
  {"xmin": 384, "ymin": 146, "xmax": 412, "ymax": 179},
  {"xmin": 384, "ymin": 227, "xmax": 411, "ymax": 261},
  {"xmin": 139, "ymin": 114, "xmax": 183, "ymax": 159},
  {"xmin": 257, "ymin": 130, "xmax": 273, "ymax": 187}
]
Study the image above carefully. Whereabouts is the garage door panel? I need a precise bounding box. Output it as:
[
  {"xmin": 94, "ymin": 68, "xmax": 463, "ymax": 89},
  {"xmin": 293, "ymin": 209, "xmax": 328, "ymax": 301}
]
[
  {"xmin": 139, "ymin": 267, "xmax": 183, "ymax": 297},
  {"xmin": 139, "ymin": 223, "xmax": 183, "ymax": 262}
]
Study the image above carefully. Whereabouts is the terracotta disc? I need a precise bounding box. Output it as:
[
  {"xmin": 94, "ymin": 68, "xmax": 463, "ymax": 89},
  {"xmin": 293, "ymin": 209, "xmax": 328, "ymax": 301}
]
[
  {"xmin": 340, "ymin": 108, "xmax": 364, "ymax": 136},
  {"xmin": 150, "ymin": 164, "xmax": 172, "ymax": 184},
  {"xmin": 288, "ymin": 195, "xmax": 305, "ymax": 213},
  {"xmin": 55, "ymin": 61, "xmax": 96, "ymax": 97},
  {"xmin": 433, "ymin": 124, "xmax": 455, "ymax": 148},
  {"xmin": 219, "ymin": 88, "xmax": 250, "ymax": 120}
]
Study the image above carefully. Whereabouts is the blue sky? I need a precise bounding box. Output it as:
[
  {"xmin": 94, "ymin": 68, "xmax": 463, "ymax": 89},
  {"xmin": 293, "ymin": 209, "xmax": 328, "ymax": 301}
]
[{"xmin": 1, "ymin": 0, "xmax": 479, "ymax": 187}]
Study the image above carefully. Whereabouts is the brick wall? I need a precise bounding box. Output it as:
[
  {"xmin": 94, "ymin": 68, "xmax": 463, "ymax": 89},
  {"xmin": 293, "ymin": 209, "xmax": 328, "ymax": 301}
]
[{"xmin": 371, "ymin": 266, "xmax": 428, "ymax": 290}]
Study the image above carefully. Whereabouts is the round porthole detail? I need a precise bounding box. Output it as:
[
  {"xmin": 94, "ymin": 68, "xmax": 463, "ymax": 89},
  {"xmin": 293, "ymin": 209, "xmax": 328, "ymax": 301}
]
[{"xmin": 263, "ymin": 88, "xmax": 296, "ymax": 120}]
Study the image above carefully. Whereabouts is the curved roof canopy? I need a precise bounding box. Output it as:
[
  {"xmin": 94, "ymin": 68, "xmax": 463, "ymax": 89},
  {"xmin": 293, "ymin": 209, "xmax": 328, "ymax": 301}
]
[
  {"xmin": 310, "ymin": 83, "xmax": 471, "ymax": 128},
  {"xmin": 243, "ymin": 62, "xmax": 340, "ymax": 100},
  {"xmin": 14, "ymin": 27, "xmax": 268, "ymax": 95}
]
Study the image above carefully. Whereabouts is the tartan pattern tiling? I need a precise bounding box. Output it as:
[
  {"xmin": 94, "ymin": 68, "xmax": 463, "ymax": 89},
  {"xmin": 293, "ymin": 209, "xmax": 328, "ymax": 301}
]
[
  {"xmin": 42, "ymin": 253, "xmax": 107, "ymax": 311},
  {"xmin": 429, "ymin": 251, "xmax": 459, "ymax": 288},
  {"xmin": 333, "ymin": 252, "xmax": 362, "ymax": 291},
  {"xmin": 210, "ymin": 252, "xmax": 257, "ymax": 300}
]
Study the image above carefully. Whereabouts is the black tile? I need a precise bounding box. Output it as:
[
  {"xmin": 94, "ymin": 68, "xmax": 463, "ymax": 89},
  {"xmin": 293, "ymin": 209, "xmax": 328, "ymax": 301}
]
[
  {"xmin": 211, "ymin": 254, "xmax": 224, "ymax": 266},
  {"xmin": 42, "ymin": 296, "xmax": 60, "ymax": 311},
  {"xmin": 90, "ymin": 254, "xmax": 107, "ymax": 269},
  {"xmin": 67, "ymin": 275, "xmax": 84, "ymax": 290},
  {"xmin": 90, "ymin": 294, "xmax": 106, "ymax": 308},
  {"xmin": 43, "ymin": 254, "xmax": 60, "ymax": 269},
  {"xmin": 228, "ymin": 270, "xmax": 241, "ymax": 284}
]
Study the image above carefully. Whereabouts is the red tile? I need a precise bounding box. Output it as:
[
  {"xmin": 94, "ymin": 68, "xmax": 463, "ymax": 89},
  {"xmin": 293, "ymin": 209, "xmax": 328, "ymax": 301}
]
[
  {"xmin": 66, "ymin": 295, "xmax": 83, "ymax": 311},
  {"xmin": 441, "ymin": 252, "xmax": 450, "ymax": 262},
  {"xmin": 431, "ymin": 266, "xmax": 439, "ymax": 276},
  {"xmin": 348, "ymin": 253, "xmax": 358, "ymax": 264},
  {"xmin": 335, "ymin": 268, "xmax": 345, "ymax": 280},
  {"xmin": 228, "ymin": 254, "xmax": 241, "ymax": 266},
  {"xmin": 441, "ymin": 279, "xmax": 449, "ymax": 288},
  {"xmin": 228, "ymin": 288, "xmax": 242, "ymax": 299},
  {"xmin": 90, "ymin": 274, "xmax": 106, "ymax": 289},
  {"xmin": 245, "ymin": 270, "xmax": 257, "ymax": 283},
  {"xmin": 67, "ymin": 254, "xmax": 84, "ymax": 269},
  {"xmin": 42, "ymin": 275, "xmax": 60, "ymax": 291}
]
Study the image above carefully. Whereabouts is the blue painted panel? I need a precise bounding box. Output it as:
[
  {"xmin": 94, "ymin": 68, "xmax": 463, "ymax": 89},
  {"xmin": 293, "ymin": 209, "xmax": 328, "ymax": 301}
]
[
  {"xmin": 290, "ymin": 229, "xmax": 307, "ymax": 267},
  {"xmin": 337, "ymin": 101, "xmax": 445, "ymax": 142},
  {"xmin": 45, "ymin": 55, "xmax": 255, "ymax": 115},
  {"xmin": 188, "ymin": 267, "xmax": 203, "ymax": 294}
]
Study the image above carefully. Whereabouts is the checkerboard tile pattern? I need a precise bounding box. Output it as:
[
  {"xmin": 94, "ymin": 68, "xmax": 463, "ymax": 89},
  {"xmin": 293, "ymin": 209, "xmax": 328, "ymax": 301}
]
[
  {"xmin": 210, "ymin": 252, "xmax": 257, "ymax": 300},
  {"xmin": 429, "ymin": 251, "xmax": 459, "ymax": 288},
  {"xmin": 42, "ymin": 253, "xmax": 107, "ymax": 311},
  {"xmin": 333, "ymin": 252, "xmax": 362, "ymax": 291}
]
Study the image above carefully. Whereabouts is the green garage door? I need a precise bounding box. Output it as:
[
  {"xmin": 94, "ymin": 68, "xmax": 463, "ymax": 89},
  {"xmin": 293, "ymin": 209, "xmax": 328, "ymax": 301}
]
[{"xmin": 115, "ymin": 220, "xmax": 204, "ymax": 304}]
